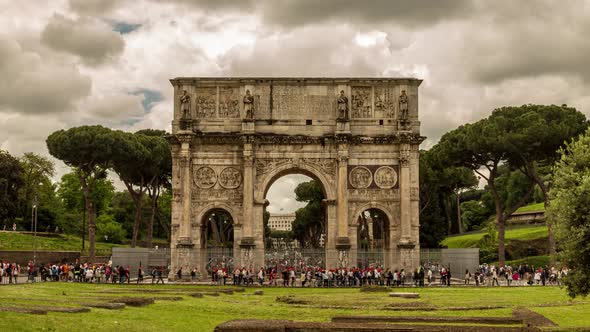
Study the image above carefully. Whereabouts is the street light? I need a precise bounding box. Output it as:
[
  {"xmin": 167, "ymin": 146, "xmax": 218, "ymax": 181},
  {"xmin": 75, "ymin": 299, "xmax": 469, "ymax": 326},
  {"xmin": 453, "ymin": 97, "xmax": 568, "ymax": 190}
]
[{"xmin": 32, "ymin": 195, "xmax": 38, "ymax": 266}]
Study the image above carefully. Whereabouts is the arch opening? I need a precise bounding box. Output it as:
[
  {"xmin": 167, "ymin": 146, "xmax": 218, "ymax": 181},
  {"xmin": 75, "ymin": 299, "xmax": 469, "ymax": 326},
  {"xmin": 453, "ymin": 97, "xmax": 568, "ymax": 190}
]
[
  {"xmin": 201, "ymin": 208, "xmax": 234, "ymax": 274},
  {"xmin": 357, "ymin": 208, "xmax": 390, "ymax": 269},
  {"xmin": 262, "ymin": 170, "xmax": 328, "ymax": 273}
]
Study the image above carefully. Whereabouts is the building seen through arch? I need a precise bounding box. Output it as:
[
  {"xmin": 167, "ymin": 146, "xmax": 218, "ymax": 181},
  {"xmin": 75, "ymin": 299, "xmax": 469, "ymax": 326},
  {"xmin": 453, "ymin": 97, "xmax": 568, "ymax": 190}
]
[{"xmin": 168, "ymin": 77, "xmax": 424, "ymax": 278}]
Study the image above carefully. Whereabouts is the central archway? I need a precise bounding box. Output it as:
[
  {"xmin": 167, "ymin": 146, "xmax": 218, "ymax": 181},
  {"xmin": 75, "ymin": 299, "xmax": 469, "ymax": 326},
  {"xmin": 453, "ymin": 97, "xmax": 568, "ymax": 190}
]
[{"xmin": 257, "ymin": 163, "xmax": 335, "ymax": 272}]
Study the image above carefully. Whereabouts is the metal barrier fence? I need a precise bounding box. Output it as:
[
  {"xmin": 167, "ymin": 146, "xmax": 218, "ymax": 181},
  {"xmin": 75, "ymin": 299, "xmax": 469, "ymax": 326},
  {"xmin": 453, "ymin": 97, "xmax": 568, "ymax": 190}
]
[
  {"xmin": 205, "ymin": 248, "xmax": 234, "ymax": 273},
  {"xmin": 265, "ymin": 248, "xmax": 325, "ymax": 273},
  {"xmin": 356, "ymin": 249, "xmax": 385, "ymax": 269},
  {"xmin": 420, "ymin": 248, "xmax": 480, "ymax": 276}
]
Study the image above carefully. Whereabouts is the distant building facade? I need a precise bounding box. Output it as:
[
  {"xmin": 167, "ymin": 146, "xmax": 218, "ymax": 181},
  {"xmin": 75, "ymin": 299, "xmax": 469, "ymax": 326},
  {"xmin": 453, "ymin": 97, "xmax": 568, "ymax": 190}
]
[{"xmin": 268, "ymin": 213, "xmax": 296, "ymax": 231}]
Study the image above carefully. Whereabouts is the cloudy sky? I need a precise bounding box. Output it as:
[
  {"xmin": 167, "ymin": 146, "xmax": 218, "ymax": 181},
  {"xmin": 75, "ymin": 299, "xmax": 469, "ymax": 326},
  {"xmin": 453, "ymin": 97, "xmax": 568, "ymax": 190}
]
[{"xmin": 1, "ymin": 0, "xmax": 589, "ymax": 212}]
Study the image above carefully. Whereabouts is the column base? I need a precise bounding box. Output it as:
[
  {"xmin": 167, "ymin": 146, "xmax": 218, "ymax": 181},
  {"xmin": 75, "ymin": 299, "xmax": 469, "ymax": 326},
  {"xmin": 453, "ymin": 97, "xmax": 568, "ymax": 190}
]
[
  {"xmin": 239, "ymin": 237, "xmax": 256, "ymax": 248},
  {"xmin": 335, "ymin": 237, "xmax": 351, "ymax": 250},
  {"xmin": 177, "ymin": 237, "xmax": 194, "ymax": 248}
]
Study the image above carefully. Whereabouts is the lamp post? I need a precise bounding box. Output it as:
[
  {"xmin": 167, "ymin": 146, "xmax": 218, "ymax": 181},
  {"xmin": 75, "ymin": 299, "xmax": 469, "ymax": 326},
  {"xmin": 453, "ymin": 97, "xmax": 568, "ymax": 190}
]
[{"xmin": 32, "ymin": 195, "xmax": 38, "ymax": 266}]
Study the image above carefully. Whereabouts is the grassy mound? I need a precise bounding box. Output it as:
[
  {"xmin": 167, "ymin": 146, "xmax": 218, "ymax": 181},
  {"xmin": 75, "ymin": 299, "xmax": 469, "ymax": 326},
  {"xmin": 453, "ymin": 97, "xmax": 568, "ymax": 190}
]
[
  {"xmin": 440, "ymin": 225, "xmax": 548, "ymax": 249},
  {"xmin": 0, "ymin": 231, "xmax": 123, "ymax": 251}
]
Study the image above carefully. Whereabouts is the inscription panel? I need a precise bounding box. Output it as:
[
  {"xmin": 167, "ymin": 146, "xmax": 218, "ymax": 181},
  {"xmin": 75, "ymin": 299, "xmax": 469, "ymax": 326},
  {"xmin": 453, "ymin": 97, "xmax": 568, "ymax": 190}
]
[{"xmin": 272, "ymin": 85, "xmax": 335, "ymax": 119}]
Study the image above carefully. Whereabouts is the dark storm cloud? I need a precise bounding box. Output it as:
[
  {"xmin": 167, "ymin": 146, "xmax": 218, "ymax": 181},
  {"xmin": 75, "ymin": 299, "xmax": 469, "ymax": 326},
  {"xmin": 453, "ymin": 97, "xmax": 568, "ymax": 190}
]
[
  {"xmin": 259, "ymin": 0, "xmax": 476, "ymax": 28},
  {"xmin": 41, "ymin": 15, "xmax": 126, "ymax": 66},
  {"xmin": 459, "ymin": 1, "xmax": 590, "ymax": 84}
]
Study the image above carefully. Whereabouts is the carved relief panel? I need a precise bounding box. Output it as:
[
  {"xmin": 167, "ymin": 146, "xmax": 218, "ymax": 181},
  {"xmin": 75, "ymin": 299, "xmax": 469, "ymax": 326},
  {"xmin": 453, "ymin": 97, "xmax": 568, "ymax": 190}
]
[
  {"xmin": 219, "ymin": 87, "xmax": 240, "ymax": 118},
  {"xmin": 374, "ymin": 86, "xmax": 396, "ymax": 118},
  {"xmin": 192, "ymin": 164, "xmax": 243, "ymax": 203},
  {"xmin": 347, "ymin": 165, "xmax": 399, "ymax": 189},
  {"xmin": 196, "ymin": 87, "xmax": 216, "ymax": 118},
  {"xmin": 349, "ymin": 166, "xmax": 372, "ymax": 188},
  {"xmin": 253, "ymin": 84, "xmax": 271, "ymax": 119},
  {"xmin": 351, "ymin": 87, "xmax": 372, "ymax": 118}
]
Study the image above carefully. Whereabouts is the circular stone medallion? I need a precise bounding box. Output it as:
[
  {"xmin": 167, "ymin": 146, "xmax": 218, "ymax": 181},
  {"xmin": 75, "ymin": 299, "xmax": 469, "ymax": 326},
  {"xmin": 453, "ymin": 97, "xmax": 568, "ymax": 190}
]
[
  {"xmin": 349, "ymin": 166, "xmax": 373, "ymax": 189},
  {"xmin": 219, "ymin": 167, "xmax": 242, "ymax": 189},
  {"xmin": 193, "ymin": 166, "xmax": 217, "ymax": 188},
  {"xmin": 374, "ymin": 166, "xmax": 397, "ymax": 189}
]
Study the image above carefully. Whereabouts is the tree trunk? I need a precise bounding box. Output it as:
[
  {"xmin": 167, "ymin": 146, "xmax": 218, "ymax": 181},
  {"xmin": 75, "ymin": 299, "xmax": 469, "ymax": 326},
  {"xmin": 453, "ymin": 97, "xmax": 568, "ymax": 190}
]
[
  {"xmin": 78, "ymin": 172, "xmax": 95, "ymax": 261},
  {"xmin": 146, "ymin": 184, "xmax": 159, "ymax": 249},
  {"xmin": 443, "ymin": 196, "xmax": 453, "ymax": 235},
  {"xmin": 539, "ymin": 182, "xmax": 555, "ymax": 266},
  {"xmin": 131, "ymin": 198, "xmax": 143, "ymax": 247},
  {"xmin": 123, "ymin": 180, "xmax": 146, "ymax": 248},
  {"xmin": 497, "ymin": 214, "xmax": 506, "ymax": 265},
  {"xmin": 456, "ymin": 189, "xmax": 462, "ymax": 234}
]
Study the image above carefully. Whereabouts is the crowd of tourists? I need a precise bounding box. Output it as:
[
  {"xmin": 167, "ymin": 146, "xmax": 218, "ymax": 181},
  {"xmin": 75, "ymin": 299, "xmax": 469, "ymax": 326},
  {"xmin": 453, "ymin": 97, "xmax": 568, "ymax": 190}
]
[
  {"xmin": 205, "ymin": 263, "xmax": 569, "ymax": 288},
  {"xmin": 2, "ymin": 259, "xmax": 569, "ymax": 288},
  {"xmin": 464, "ymin": 263, "xmax": 569, "ymax": 287},
  {"xmin": 0, "ymin": 260, "xmax": 168, "ymax": 285}
]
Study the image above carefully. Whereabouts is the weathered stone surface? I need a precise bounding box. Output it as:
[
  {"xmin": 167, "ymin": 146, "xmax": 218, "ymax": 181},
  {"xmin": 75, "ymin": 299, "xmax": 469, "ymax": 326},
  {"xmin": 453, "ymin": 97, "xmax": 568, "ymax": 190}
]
[
  {"xmin": 389, "ymin": 292, "xmax": 420, "ymax": 298},
  {"xmin": 169, "ymin": 78, "xmax": 424, "ymax": 276},
  {"xmin": 112, "ymin": 297, "xmax": 155, "ymax": 307},
  {"xmin": 214, "ymin": 319, "xmax": 541, "ymax": 332}
]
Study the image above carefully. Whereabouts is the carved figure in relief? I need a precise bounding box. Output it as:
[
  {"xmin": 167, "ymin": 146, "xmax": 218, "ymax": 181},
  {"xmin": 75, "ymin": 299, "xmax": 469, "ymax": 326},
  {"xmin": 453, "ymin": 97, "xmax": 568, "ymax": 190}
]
[
  {"xmin": 374, "ymin": 166, "xmax": 397, "ymax": 189},
  {"xmin": 180, "ymin": 90, "xmax": 191, "ymax": 118},
  {"xmin": 351, "ymin": 87, "xmax": 371, "ymax": 118},
  {"xmin": 196, "ymin": 92, "xmax": 216, "ymax": 118},
  {"xmin": 219, "ymin": 167, "xmax": 242, "ymax": 189},
  {"xmin": 337, "ymin": 90, "xmax": 349, "ymax": 120},
  {"xmin": 243, "ymin": 89, "xmax": 254, "ymax": 120},
  {"xmin": 399, "ymin": 90, "xmax": 409, "ymax": 121},
  {"xmin": 194, "ymin": 166, "xmax": 217, "ymax": 188},
  {"xmin": 349, "ymin": 166, "xmax": 372, "ymax": 189}
]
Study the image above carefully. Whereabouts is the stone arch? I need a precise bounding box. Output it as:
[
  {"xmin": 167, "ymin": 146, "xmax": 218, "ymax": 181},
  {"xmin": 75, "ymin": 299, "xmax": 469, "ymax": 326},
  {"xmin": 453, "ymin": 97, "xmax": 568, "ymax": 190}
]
[
  {"xmin": 197, "ymin": 202, "xmax": 241, "ymax": 227},
  {"xmin": 351, "ymin": 202, "xmax": 396, "ymax": 228},
  {"xmin": 255, "ymin": 161, "xmax": 336, "ymax": 202},
  {"xmin": 198, "ymin": 204, "xmax": 239, "ymax": 251}
]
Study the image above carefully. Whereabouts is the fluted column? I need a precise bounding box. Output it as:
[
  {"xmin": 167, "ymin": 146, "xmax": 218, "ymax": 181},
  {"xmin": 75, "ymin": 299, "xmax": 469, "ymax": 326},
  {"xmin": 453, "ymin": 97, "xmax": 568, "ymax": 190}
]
[
  {"xmin": 399, "ymin": 144, "xmax": 412, "ymax": 243},
  {"xmin": 177, "ymin": 133, "xmax": 194, "ymax": 243}
]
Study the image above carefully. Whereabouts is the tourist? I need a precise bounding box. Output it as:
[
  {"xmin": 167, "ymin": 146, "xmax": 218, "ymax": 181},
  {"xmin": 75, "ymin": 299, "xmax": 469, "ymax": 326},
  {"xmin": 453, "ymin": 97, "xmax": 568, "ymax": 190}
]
[
  {"xmin": 463, "ymin": 269, "xmax": 470, "ymax": 285},
  {"xmin": 491, "ymin": 268, "xmax": 500, "ymax": 286},
  {"xmin": 258, "ymin": 268, "xmax": 264, "ymax": 285},
  {"xmin": 157, "ymin": 267, "xmax": 165, "ymax": 284},
  {"xmin": 137, "ymin": 266, "xmax": 144, "ymax": 284}
]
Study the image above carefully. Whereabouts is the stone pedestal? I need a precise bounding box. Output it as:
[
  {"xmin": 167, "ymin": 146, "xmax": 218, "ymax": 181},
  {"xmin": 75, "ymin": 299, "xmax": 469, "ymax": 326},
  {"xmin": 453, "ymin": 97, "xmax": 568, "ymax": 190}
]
[{"xmin": 336, "ymin": 119, "xmax": 350, "ymax": 133}]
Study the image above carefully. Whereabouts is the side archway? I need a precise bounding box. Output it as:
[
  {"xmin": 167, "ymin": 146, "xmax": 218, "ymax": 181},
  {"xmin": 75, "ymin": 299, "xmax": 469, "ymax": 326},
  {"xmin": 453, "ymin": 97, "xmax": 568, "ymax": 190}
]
[{"xmin": 351, "ymin": 203, "xmax": 396, "ymax": 269}]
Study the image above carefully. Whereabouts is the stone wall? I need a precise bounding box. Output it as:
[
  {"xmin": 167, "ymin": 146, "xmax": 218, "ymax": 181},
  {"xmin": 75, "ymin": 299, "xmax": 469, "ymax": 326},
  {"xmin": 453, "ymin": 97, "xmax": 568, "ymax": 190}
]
[{"xmin": 0, "ymin": 250, "xmax": 80, "ymax": 265}]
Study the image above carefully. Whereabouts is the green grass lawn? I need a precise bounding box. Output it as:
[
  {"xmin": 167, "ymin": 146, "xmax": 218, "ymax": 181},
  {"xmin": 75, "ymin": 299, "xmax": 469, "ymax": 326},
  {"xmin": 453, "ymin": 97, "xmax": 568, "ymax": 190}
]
[
  {"xmin": 0, "ymin": 283, "xmax": 587, "ymax": 331},
  {"xmin": 441, "ymin": 224, "xmax": 548, "ymax": 249},
  {"xmin": 515, "ymin": 202, "xmax": 545, "ymax": 213},
  {"xmin": 0, "ymin": 231, "xmax": 124, "ymax": 251}
]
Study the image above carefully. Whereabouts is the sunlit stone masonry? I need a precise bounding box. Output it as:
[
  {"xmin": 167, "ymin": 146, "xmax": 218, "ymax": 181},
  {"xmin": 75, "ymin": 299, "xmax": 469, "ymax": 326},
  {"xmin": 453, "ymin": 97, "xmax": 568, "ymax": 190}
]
[{"xmin": 168, "ymin": 77, "xmax": 424, "ymax": 278}]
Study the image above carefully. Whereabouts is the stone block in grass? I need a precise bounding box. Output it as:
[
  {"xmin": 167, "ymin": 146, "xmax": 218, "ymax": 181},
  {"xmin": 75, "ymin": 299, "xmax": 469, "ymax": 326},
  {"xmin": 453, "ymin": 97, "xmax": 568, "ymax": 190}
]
[
  {"xmin": 360, "ymin": 286, "xmax": 391, "ymax": 292},
  {"xmin": 389, "ymin": 292, "xmax": 419, "ymax": 298},
  {"xmin": 112, "ymin": 297, "xmax": 155, "ymax": 307}
]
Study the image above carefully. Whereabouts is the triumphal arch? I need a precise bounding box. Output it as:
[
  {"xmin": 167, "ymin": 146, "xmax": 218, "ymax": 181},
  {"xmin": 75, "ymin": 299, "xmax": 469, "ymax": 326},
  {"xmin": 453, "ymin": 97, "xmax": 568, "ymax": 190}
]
[{"xmin": 168, "ymin": 77, "xmax": 424, "ymax": 278}]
